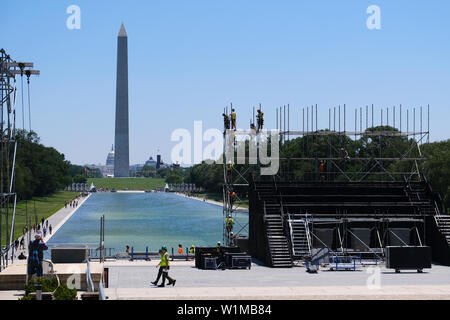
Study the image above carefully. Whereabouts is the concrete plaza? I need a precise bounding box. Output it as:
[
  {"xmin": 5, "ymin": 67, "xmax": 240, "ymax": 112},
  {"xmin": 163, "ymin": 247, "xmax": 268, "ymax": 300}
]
[{"xmin": 102, "ymin": 260, "xmax": 450, "ymax": 300}]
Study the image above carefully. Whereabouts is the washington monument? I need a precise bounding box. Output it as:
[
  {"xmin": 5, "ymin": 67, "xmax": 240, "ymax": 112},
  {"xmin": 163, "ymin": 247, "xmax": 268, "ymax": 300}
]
[{"xmin": 114, "ymin": 23, "xmax": 129, "ymax": 177}]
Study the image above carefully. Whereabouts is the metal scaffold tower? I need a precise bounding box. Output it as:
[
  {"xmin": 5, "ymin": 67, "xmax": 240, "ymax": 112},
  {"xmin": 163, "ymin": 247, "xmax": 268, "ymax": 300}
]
[
  {"xmin": 221, "ymin": 102, "xmax": 431, "ymax": 247},
  {"xmin": 0, "ymin": 48, "xmax": 39, "ymax": 270},
  {"xmin": 222, "ymin": 104, "xmax": 266, "ymax": 246}
]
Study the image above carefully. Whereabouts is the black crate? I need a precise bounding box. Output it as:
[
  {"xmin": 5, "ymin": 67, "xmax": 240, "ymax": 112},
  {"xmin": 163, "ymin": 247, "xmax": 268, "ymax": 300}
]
[
  {"xmin": 386, "ymin": 246, "xmax": 432, "ymax": 272},
  {"xmin": 204, "ymin": 257, "xmax": 217, "ymax": 270},
  {"xmin": 230, "ymin": 255, "xmax": 251, "ymax": 269}
]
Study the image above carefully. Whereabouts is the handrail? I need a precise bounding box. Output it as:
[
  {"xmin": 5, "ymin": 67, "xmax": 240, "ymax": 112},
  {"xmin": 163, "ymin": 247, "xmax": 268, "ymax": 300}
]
[
  {"xmin": 86, "ymin": 260, "xmax": 95, "ymax": 293},
  {"xmin": 304, "ymin": 218, "xmax": 312, "ymax": 255},
  {"xmin": 98, "ymin": 281, "xmax": 106, "ymax": 300},
  {"xmin": 288, "ymin": 218, "xmax": 295, "ymax": 255}
]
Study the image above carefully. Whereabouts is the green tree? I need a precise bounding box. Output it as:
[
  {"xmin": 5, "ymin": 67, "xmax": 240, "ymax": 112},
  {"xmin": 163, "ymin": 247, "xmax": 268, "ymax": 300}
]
[
  {"xmin": 165, "ymin": 173, "xmax": 183, "ymax": 184},
  {"xmin": 73, "ymin": 174, "xmax": 87, "ymax": 183}
]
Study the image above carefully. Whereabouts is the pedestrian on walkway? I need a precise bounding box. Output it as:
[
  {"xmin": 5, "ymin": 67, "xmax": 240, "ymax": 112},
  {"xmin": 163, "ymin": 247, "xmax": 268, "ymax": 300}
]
[
  {"xmin": 158, "ymin": 247, "xmax": 176, "ymax": 287},
  {"xmin": 43, "ymin": 226, "xmax": 47, "ymax": 238},
  {"xmin": 20, "ymin": 237, "xmax": 25, "ymax": 250},
  {"xmin": 46, "ymin": 220, "xmax": 48, "ymax": 228},
  {"xmin": 49, "ymin": 225, "xmax": 52, "ymax": 235},
  {"xmin": 178, "ymin": 244, "xmax": 183, "ymax": 255}
]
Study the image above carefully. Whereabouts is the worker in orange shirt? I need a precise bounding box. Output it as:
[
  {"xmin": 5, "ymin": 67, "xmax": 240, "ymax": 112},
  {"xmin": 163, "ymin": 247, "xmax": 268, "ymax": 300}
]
[{"xmin": 178, "ymin": 244, "xmax": 183, "ymax": 255}]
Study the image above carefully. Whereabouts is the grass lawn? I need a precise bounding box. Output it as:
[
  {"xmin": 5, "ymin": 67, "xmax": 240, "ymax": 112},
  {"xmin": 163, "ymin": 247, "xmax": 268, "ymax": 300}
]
[
  {"xmin": 87, "ymin": 178, "xmax": 165, "ymax": 190},
  {"xmin": 2, "ymin": 191, "xmax": 80, "ymax": 245}
]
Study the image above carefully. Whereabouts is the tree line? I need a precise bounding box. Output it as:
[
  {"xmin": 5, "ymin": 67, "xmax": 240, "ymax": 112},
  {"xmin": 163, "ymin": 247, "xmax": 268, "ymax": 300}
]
[{"xmin": 4, "ymin": 130, "xmax": 90, "ymax": 200}]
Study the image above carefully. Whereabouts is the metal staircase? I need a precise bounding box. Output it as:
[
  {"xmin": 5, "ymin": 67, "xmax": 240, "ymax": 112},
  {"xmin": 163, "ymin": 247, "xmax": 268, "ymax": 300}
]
[
  {"xmin": 435, "ymin": 215, "xmax": 450, "ymax": 246},
  {"xmin": 263, "ymin": 202, "xmax": 293, "ymax": 267},
  {"xmin": 288, "ymin": 216, "xmax": 311, "ymax": 258}
]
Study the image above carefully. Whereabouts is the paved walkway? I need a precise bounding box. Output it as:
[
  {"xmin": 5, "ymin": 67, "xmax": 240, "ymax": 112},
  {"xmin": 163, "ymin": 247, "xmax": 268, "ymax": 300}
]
[
  {"xmin": 102, "ymin": 260, "xmax": 450, "ymax": 299},
  {"xmin": 104, "ymin": 285, "xmax": 450, "ymax": 300},
  {"xmin": 8, "ymin": 193, "xmax": 91, "ymax": 264},
  {"xmin": 174, "ymin": 193, "xmax": 248, "ymax": 212}
]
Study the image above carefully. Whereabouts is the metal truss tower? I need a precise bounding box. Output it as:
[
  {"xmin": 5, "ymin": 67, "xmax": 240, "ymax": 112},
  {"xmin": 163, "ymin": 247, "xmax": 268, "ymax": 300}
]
[{"xmin": 0, "ymin": 49, "xmax": 39, "ymax": 270}]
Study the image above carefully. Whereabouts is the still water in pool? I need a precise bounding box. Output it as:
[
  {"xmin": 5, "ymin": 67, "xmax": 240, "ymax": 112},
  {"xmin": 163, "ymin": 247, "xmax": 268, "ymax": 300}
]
[{"xmin": 48, "ymin": 192, "xmax": 248, "ymax": 253}]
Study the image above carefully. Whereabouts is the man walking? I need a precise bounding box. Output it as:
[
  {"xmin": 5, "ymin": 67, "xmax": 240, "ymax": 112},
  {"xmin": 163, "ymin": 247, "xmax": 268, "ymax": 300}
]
[{"xmin": 158, "ymin": 247, "xmax": 176, "ymax": 287}]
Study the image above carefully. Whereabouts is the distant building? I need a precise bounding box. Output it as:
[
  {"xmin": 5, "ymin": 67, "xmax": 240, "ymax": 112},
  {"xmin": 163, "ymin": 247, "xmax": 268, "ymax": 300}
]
[
  {"xmin": 85, "ymin": 145, "xmax": 115, "ymax": 177},
  {"xmin": 106, "ymin": 145, "xmax": 115, "ymax": 166},
  {"xmin": 156, "ymin": 155, "xmax": 161, "ymax": 169},
  {"xmin": 145, "ymin": 156, "xmax": 157, "ymax": 168}
]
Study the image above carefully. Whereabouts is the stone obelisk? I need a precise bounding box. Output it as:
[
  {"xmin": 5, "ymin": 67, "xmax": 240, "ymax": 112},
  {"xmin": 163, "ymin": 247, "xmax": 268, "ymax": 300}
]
[{"xmin": 114, "ymin": 23, "xmax": 129, "ymax": 177}]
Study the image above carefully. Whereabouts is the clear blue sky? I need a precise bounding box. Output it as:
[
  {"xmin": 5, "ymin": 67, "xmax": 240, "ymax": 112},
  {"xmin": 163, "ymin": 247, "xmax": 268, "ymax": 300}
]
[{"xmin": 2, "ymin": 0, "xmax": 449, "ymax": 165}]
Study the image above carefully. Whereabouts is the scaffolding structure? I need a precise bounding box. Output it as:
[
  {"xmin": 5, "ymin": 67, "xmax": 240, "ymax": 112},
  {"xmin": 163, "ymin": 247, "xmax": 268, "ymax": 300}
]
[
  {"xmin": 0, "ymin": 48, "xmax": 39, "ymax": 270},
  {"xmin": 275, "ymin": 104, "xmax": 430, "ymax": 183},
  {"xmin": 222, "ymin": 103, "xmax": 431, "ymax": 247}
]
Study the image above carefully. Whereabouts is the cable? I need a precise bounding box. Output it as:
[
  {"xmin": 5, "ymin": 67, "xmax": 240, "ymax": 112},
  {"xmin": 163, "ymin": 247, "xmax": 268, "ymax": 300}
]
[
  {"xmin": 26, "ymin": 72, "xmax": 31, "ymax": 132},
  {"xmin": 20, "ymin": 72, "xmax": 25, "ymax": 130}
]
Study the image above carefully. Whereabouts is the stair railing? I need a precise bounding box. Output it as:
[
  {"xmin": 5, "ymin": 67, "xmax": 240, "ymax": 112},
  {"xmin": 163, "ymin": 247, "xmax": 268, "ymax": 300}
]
[
  {"xmin": 288, "ymin": 218, "xmax": 296, "ymax": 256},
  {"xmin": 303, "ymin": 216, "xmax": 312, "ymax": 256},
  {"xmin": 262, "ymin": 201, "xmax": 275, "ymax": 267}
]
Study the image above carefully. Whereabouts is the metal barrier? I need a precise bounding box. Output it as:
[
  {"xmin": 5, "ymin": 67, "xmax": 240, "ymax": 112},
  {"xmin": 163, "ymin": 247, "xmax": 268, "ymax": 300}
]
[{"xmin": 88, "ymin": 248, "xmax": 116, "ymax": 259}]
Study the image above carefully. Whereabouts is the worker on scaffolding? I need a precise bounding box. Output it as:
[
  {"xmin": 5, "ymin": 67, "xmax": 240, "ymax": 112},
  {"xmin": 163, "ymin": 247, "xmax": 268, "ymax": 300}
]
[
  {"xmin": 226, "ymin": 162, "xmax": 234, "ymax": 182},
  {"xmin": 226, "ymin": 214, "xmax": 235, "ymax": 234},
  {"xmin": 340, "ymin": 148, "xmax": 351, "ymax": 162},
  {"xmin": 319, "ymin": 160, "xmax": 326, "ymax": 182},
  {"xmin": 231, "ymin": 109, "xmax": 237, "ymax": 130},
  {"xmin": 229, "ymin": 191, "xmax": 236, "ymax": 207},
  {"xmin": 216, "ymin": 241, "xmax": 226, "ymax": 269},
  {"xmin": 222, "ymin": 113, "xmax": 230, "ymax": 132},
  {"xmin": 256, "ymin": 109, "xmax": 264, "ymax": 132},
  {"xmin": 229, "ymin": 232, "xmax": 236, "ymax": 247}
]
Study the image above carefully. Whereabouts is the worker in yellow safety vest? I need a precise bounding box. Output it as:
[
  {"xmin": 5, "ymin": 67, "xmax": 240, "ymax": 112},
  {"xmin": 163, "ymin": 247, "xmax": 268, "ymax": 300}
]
[
  {"xmin": 257, "ymin": 109, "xmax": 264, "ymax": 131},
  {"xmin": 226, "ymin": 215, "xmax": 235, "ymax": 233},
  {"xmin": 156, "ymin": 247, "xmax": 176, "ymax": 287},
  {"xmin": 231, "ymin": 109, "xmax": 237, "ymax": 130},
  {"xmin": 189, "ymin": 245, "xmax": 195, "ymax": 254}
]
